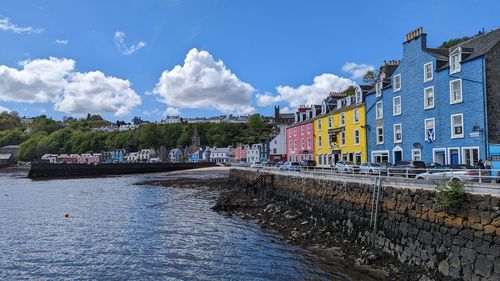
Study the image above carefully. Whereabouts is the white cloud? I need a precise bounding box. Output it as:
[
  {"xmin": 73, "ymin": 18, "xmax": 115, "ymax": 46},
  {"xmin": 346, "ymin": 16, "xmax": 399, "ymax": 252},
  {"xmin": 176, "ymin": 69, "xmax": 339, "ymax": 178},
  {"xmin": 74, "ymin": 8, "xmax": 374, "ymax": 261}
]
[
  {"xmin": 153, "ymin": 48, "xmax": 256, "ymax": 115},
  {"xmin": 114, "ymin": 31, "xmax": 146, "ymax": 55},
  {"xmin": 0, "ymin": 17, "xmax": 43, "ymax": 34},
  {"xmin": 271, "ymin": 73, "xmax": 353, "ymax": 108},
  {"xmin": 0, "ymin": 57, "xmax": 141, "ymax": 116},
  {"xmin": 341, "ymin": 62, "xmax": 374, "ymax": 80},
  {"xmin": 55, "ymin": 71, "xmax": 141, "ymax": 117},
  {"xmin": 55, "ymin": 39, "xmax": 68, "ymax": 45},
  {"xmin": 165, "ymin": 107, "xmax": 180, "ymax": 116},
  {"xmin": 0, "ymin": 105, "xmax": 9, "ymax": 113},
  {"xmin": 255, "ymin": 92, "xmax": 283, "ymax": 106}
]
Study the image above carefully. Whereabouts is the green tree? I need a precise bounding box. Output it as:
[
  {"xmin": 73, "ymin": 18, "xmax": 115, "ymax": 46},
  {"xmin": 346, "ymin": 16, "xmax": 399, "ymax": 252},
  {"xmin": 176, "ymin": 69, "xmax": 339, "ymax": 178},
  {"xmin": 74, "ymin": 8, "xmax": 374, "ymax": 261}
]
[{"xmin": 248, "ymin": 114, "xmax": 264, "ymax": 133}]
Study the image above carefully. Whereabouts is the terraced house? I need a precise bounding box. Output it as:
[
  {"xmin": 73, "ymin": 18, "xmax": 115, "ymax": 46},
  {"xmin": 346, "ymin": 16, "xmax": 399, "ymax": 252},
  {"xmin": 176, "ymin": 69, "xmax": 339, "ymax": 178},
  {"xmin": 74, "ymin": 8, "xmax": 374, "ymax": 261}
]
[
  {"xmin": 366, "ymin": 27, "xmax": 500, "ymax": 165},
  {"xmin": 314, "ymin": 86, "xmax": 369, "ymax": 167},
  {"xmin": 286, "ymin": 105, "xmax": 320, "ymax": 162}
]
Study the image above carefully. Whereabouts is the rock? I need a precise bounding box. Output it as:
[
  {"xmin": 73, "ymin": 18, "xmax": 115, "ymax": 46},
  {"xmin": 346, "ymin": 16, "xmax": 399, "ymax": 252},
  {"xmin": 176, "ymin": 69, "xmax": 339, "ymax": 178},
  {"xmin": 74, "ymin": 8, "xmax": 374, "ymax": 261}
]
[
  {"xmin": 291, "ymin": 231, "xmax": 299, "ymax": 238},
  {"xmin": 492, "ymin": 217, "xmax": 500, "ymax": 227},
  {"xmin": 495, "ymin": 259, "xmax": 500, "ymax": 274},
  {"xmin": 484, "ymin": 225, "xmax": 496, "ymax": 235},
  {"xmin": 474, "ymin": 254, "xmax": 493, "ymax": 278},
  {"xmin": 471, "ymin": 223, "xmax": 484, "ymax": 231},
  {"xmin": 300, "ymin": 221, "xmax": 308, "ymax": 225},
  {"xmin": 438, "ymin": 260, "xmax": 450, "ymax": 276}
]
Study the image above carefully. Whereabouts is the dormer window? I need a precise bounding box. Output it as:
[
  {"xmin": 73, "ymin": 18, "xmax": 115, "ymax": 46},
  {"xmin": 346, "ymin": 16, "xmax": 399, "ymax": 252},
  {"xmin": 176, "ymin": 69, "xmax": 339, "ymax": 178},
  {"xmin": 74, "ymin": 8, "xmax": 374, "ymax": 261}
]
[
  {"xmin": 393, "ymin": 74, "xmax": 401, "ymax": 92},
  {"xmin": 375, "ymin": 82, "xmax": 382, "ymax": 97},
  {"xmin": 450, "ymin": 48, "xmax": 461, "ymax": 74},
  {"xmin": 355, "ymin": 90, "xmax": 362, "ymax": 103}
]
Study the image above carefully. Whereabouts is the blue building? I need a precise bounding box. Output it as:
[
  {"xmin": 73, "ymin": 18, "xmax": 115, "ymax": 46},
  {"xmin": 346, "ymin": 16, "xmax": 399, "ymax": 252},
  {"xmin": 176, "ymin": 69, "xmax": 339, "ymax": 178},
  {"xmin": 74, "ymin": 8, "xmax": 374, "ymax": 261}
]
[
  {"xmin": 366, "ymin": 27, "xmax": 500, "ymax": 166},
  {"xmin": 108, "ymin": 149, "xmax": 125, "ymax": 163}
]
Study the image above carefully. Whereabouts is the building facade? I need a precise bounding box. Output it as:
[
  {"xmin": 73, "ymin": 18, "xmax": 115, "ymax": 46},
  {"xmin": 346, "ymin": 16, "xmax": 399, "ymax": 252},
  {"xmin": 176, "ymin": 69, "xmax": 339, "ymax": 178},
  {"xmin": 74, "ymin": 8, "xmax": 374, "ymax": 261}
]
[
  {"xmin": 286, "ymin": 106, "xmax": 319, "ymax": 162},
  {"xmin": 269, "ymin": 124, "xmax": 287, "ymax": 162},
  {"xmin": 366, "ymin": 28, "xmax": 500, "ymax": 165}
]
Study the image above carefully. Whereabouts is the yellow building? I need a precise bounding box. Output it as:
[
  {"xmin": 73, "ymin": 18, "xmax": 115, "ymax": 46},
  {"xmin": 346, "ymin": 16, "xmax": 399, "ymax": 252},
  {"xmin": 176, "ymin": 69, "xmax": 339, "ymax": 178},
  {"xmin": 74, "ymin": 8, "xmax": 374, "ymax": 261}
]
[{"xmin": 314, "ymin": 90, "xmax": 367, "ymax": 167}]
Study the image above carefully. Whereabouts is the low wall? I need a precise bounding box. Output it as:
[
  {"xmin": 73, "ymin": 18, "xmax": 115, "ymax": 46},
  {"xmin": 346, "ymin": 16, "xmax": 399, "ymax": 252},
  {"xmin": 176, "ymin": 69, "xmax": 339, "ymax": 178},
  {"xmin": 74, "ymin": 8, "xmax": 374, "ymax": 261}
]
[
  {"xmin": 230, "ymin": 169, "xmax": 500, "ymax": 280},
  {"xmin": 28, "ymin": 162, "xmax": 216, "ymax": 179}
]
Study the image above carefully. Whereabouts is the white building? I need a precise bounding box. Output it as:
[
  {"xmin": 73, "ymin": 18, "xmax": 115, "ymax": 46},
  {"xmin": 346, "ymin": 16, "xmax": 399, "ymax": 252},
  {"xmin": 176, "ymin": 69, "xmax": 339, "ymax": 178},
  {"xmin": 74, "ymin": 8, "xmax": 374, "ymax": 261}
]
[
  {"xmin": 269, "ymin": 124, "xmax": 287, "ymax": 161},
  {"xmin": 41, "ymin": 154, "xmax": 58, "ymax": 164},
  {"xmin": 169, "ymin": 148, "xmax": 184, "ymax": 163},
  {"xmin": 210, "ymin": 147, "xmax": 233, "ymax": 163},
  {"xmin": 162, "ymin": 116, "xmax": 181, "ymax": 124},
  {"xmin": 246, "ymin": 144, "xmax": 263, "ymax": 164},
  {"xmin": 126, "ymin": 152, "xmax": 138, "ymax": 163}
]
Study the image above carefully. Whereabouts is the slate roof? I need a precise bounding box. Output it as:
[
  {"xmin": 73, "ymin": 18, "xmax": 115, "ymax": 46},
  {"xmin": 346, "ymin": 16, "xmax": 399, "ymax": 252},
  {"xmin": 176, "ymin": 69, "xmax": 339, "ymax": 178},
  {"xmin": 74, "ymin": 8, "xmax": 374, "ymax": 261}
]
[{"xmin": 0, "ymin": 153, "xmax": 12, "ymax": 160}]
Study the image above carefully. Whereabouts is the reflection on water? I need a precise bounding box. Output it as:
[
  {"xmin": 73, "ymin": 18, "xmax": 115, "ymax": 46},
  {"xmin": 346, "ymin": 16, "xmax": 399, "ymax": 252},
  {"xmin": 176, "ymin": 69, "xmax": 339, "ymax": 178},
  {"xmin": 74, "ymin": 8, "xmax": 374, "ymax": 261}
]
[{"xmin": 0, "ymin": 172, "xmax": 377, "ymax": 280}]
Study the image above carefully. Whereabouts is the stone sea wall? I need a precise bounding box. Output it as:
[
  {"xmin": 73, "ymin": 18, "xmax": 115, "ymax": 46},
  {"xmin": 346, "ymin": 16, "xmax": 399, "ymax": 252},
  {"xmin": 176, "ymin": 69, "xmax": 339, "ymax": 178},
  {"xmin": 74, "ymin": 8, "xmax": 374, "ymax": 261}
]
[{"xmin": 229, "ymin": 169, "xmax": 500, "ymax": 280}]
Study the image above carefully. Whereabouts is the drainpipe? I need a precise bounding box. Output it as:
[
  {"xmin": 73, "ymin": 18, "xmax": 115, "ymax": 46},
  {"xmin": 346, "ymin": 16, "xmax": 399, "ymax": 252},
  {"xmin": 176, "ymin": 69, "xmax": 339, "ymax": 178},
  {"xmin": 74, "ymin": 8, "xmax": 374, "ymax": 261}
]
[{"xmin": 482, "ymin": 57, "xmax": 489, "ymax": 159}]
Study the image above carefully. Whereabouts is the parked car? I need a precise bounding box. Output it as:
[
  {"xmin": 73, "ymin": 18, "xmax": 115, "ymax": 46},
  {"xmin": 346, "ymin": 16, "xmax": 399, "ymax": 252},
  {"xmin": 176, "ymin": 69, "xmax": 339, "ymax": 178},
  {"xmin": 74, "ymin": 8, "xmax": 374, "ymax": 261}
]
[
  {"xmin": 275, "ymin": 161, "xmax": 285, "ymax": 168},
  {"xmin": 426, "ymin": 162, "xmax": 442, "ymax": 168},
  {"xmin": 279, "ymin": 161, "xmax": 301, "ymax": 171},
  {"xmin": 250, "ymin": 161, "xmax": 263, "ymax": 168},
  {"xmin": 300, "ymin": 160, "xmax": 316, "ymax": 168},
  {"xmin": 388, "ymin": 161, "xmax": 427, "ymax": 177},
  {"xmin": 335, "ymin": 161, "xmax": 360, "ymax": 173},
  {"xmin": 415, "ymin": 164, "xmax": 479, "ymax": 182},
  {"xmin": 360, "ymin": 162, "xmax": 384, "ymax": 174},
  {"xmin": 497, "ymin": 171, "xmax": 500, "ymax": 184}
]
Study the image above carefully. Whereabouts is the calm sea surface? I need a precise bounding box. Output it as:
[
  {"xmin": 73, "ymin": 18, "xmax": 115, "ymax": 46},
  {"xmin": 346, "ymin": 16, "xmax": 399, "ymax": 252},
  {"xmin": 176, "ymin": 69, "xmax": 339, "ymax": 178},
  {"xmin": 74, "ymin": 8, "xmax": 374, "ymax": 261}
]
[{"xmin": 0, "ymin": 171, "xmax": 378, "ymax": 280}]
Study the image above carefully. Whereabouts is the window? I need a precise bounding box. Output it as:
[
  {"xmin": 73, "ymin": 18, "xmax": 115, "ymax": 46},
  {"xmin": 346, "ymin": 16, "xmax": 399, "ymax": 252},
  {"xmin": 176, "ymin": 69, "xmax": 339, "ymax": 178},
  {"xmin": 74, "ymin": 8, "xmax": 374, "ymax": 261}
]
[
  {"xmin": 294, "ymin": 127, "xmax": 296, "ymax": 136},
  {"xmin": 340, "ymin": 112, "xmax": 345, "ymax": 126},
  {"xmin": 355, "ymin": 153, "xmax": 362, "ymax": 165},
  {"xmin": 307, "ymin": 124, "xmax": 311, "ymax": 133},
  {"xmin": 354, "ymin": 129, "xmax": 360, "ymax": 145},
  {"xmin": 376, "ymin": 127, "xmax": 384, "ymax": 144},
  {"xmin": 318, "ymin": 136, "xmax": 322, "ymax": 148},
  {"xmin": 393, "ymin": 74, "xmax": 401, "ymax": 92},
  {"xmin": 424, "ymin": 86, "xmax": 435, "ymax": 109},
  {"xmin": 375, "ymin": 82, "xmax": 382, "ymax": 97},
  {"xmin": 462, "ymin": 147, "xmax": 479, "ymax": 166},
  {"xmin": 288, "ymin": 130, "xmax": 291, "ymax": 137},
  {"xmin": 376, "ymin": 101, "xmax": 383, "ymax": 119},
  {"xmin": 393, "ymin": 96, "xmax": 401, "ymax": 116},
  {"xmin": 424, "ymin": 62, "xmax": 433, "ymax": 82},
  {"xmin": 451, "ymin": 113, "xmax": 464, "ymax": 138},
  {"xmin": 450, "ymin": 49, "xmax": 461, "ymax": 74},
  {"xmin": 301, "ymin": 139, "xmax": 305, "ymax": 149},
  {"xmin": 355, "ymin": 91, "xmax": 362, "ymax": 103},
  {"xmin": 328, "ymin": 116, "xmax": 332, "ymax": 128},
  {"xmin": 288, "ymin": 141, "xmax": 292, "ymax": 149},
  {"xmin": 307, "ymin": 138, "xmax": 311, "ymax": 148},
  {"xmin": 340, "ymin": 131, "xmax": 346, "ymax": 146},
  {"xmin": 393, "ymin": 123, "xmax": 402, "ymax": 143},
  {"xmin": 318, "ymin": 119, "xmax": 322, "ymax": 130},
  {"xmin": 425, "ymin": 118, "xmax": 435, "ymax": 142},
  {"xmin": 450, "ymin": 79, "xmax": 462, "ymax": 104},
  {"xmin": 294, "ymin": 140, "xmax": 297, "ymax": 149},
  {"xmin": 354, "ymin": 109, "xmax": 359, "ymax": 123},
  {"xmin": 301, "ymin": 126, "xmax": 304, "ymax": 135},
  {"xmin": 412, "ymin": 149, "xmax": 421, "ymax": 161}
]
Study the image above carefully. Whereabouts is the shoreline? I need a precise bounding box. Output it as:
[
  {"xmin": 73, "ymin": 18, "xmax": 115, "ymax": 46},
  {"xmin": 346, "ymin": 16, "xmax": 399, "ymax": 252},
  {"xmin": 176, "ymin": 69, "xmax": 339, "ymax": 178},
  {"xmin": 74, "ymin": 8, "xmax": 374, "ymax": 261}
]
[{"xmin": 141, "ymin": 168, "xmax": 437, "ymax": 281}]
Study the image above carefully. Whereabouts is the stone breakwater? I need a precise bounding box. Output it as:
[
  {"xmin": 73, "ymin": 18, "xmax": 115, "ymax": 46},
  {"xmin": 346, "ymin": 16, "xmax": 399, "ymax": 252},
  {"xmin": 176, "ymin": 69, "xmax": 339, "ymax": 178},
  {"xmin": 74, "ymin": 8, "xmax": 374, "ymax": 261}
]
[{"xmin": 228, "ymin": 169, "xmax": 500, "ymax": 281}]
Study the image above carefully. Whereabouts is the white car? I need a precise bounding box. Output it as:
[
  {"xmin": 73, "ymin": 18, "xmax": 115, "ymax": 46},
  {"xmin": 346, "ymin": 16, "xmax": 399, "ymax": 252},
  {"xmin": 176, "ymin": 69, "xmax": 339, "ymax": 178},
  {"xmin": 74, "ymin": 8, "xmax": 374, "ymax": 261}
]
[
  {"xmin": 415, "ymin": 165, "xmax": 479, "ymax": 182},
  {"xmin": 335, "ymin": 161, "xmax": 360, "ymax": 173},
  {"xmin": 359, "ymin": 162, "xmax": 384, "ymax": 174},
  {"xmin": 250, "ymin": 161, "xmax": 263, "ymax": 168}
]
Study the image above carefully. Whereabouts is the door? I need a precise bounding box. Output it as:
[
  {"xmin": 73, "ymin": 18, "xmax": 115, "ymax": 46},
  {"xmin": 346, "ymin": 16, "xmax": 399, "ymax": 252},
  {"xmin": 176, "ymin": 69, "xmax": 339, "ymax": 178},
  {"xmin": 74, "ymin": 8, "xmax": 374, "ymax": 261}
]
[
  {"xmin": 449, "ymin": 149, "xmax": 459, "ymax": 164},
  {"xmin": 434, "ymin": 150, "xmax": 446, "ymax": 165},
  {"xmin": 394, "ymin": 151, "xmax": 402, "ymax": 163}
]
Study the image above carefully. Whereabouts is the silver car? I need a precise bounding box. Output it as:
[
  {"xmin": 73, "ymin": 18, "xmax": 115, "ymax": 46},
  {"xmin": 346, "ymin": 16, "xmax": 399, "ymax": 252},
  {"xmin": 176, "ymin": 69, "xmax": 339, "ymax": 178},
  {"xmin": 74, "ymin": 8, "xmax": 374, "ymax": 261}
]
[
  {"xmin": 415, "ymin": 165, "xmax": 478, "ymax": 182},
  {"xmin": 360, "ymin": 162, "xmax": 384, "ymax": 174},
  {"xmin": 335, "ymin": 161, "xmax": 360, "ymax": 173}
]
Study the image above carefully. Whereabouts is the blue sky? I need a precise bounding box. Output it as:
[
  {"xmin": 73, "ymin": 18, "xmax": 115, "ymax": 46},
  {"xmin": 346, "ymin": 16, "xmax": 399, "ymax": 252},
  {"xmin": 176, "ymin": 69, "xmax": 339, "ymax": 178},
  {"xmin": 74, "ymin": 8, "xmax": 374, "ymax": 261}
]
[{"xmin": 0, "ymin": 0, "xmax": 499, "ymax": 121}]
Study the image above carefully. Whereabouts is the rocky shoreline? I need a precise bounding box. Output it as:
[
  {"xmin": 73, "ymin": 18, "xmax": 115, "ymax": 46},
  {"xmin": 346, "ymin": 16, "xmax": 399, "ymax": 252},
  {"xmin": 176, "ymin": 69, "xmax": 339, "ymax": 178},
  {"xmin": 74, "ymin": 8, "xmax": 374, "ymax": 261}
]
[{"xmin": 144, "ymin": 172, "xmax": 440, "ymax": 281}]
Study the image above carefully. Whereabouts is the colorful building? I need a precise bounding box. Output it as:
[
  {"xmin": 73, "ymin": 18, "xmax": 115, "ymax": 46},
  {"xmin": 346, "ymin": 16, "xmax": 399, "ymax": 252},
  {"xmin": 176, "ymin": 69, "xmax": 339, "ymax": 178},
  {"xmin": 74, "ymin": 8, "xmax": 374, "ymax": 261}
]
[
  {"xmin": 365, "ymin": 27, "xmax": 500, "ymax": 165},
  {"xmin": 314, "ymin": 86, "xmax": 369, "ymax": 167},
  {"xmin": 286, "ymin": 106, "xmax": 320, "ymax": 162}
]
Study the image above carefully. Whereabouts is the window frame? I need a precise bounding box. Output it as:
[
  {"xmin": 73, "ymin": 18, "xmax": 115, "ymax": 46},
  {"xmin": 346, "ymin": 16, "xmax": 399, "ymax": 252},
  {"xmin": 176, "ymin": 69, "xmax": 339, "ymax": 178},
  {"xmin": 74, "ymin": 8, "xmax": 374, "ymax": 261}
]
[
  {"xmin": 354, "ymin": 108, "xmax": 359, "ymax": 123},
  {"xmin": 393, "ymin": 123, "xmax": 402, "ymax": 143},
  {"xmin": 375, "ymin": 82, "xmax": 382, "ymax": 97},
  {"xmin": 393, "ymin": 74, "xmax": 401, "ymax": 92},
  {"xmin": 354, "ymin": 129, "xmax": 360, "ymax": 145},
  {"xmin": 424, "ymin": 62, "xmax": 433, "ymax": 82},
  {"xmin": 340, "ymin": 112, "xmax": 345, "ymax": 126},
  {"xmin": 451, "ymin": 113, "xmax": 464, "ymax": 139},
  {"xmin": 424, "ymin": 118, "xmax": 436, "ymax": 142},
  {"xmin": 376, "ymin": 126, "xmax": 384, "ymax": 144},
  {"xmin": 317, "ymin": 119, "xmax": 322, "ymax": 130},
  {"xmin": 340, "ymin": 131, "xmax": 346, "ymax": 146},
  {"xmin": 376, "ymin": 101, "xmax": 383, "ymax": 119},
  {"xmin": 424, "ymin": 86, "xmax": 435, "ymax": 110},
  {"xmin": 411, "ymin": 149, "xmax": 422, "ymax": 161},
  {"xmin": 449, "ymin": 78, "xmax": 463, "ymax": 104},
  {"xmin": 449, "ymin": 48, "xmax": 462, "ymax": 74},
  {"xmin": 318, "ymin": 136, "xmax": 322, "ymax": 148},
  {"xmin": 328, "ymin": 116, "xmax": 332, "ymax": 128},
  {"xmin": 393, "ymin": 96, "xmax": 401, "ymax": 116}
]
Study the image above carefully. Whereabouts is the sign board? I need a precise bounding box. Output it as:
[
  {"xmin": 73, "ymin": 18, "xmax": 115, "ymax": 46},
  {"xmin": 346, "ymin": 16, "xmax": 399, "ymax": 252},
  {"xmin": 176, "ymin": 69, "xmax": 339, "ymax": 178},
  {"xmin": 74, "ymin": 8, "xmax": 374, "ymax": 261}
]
[{"xmin": 469, "ymin": 132, "xmax": 480, "ymax": 138}]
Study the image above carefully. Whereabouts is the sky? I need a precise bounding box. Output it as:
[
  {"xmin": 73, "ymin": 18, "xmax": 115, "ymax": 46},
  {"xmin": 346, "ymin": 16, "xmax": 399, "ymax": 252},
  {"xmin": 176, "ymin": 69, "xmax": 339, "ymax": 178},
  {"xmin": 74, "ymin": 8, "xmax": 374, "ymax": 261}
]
[{"xmin": 0, "ymin": 0, "xmax": 499, "ymax": 122}]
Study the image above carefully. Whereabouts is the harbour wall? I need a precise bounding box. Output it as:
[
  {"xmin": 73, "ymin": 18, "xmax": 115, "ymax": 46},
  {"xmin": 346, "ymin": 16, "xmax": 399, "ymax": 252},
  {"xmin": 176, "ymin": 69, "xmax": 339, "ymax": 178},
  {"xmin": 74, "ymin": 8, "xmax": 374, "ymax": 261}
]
[{"xmin": 229, "ymin": 169, "xmax": 500, "ymax": 280}]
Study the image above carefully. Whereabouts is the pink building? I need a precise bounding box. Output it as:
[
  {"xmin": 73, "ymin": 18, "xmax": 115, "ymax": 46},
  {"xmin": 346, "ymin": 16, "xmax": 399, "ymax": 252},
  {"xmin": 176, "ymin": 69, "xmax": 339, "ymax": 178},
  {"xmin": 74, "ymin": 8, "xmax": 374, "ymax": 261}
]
[
  {"xmin": 286, "ymin": 106, "xmax": 320, "ymax": 162},
  {"xmin": 234, "ymin": 143, "xmax": 248, "ymax": 162},
  {"xmin": 77, "ymin": 154, "xmax": 100, "ymax": 164}
]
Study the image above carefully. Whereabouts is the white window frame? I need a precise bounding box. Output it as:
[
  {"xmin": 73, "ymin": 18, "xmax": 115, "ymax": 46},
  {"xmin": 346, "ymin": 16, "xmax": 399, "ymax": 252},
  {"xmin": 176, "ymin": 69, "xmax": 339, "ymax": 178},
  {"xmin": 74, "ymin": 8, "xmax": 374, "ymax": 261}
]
[
  {"xmin": 393, "ymin": 123, "xmax": 402, "ymax": 143},
  {"xmin": 451, "ymin": 113, "xmax": 464, "ymax": 138},
  {"xmin": 376, "ymin": 101, "xmax": 383, "ymax": 120},
  {"xmin": 424, "ymin": 118, "xmax": 435, "ymax": 142},
  {"xmin": 354, "ymin": 129, "xmax": 360, "ymax": 145},
  {"xmin": 424, "ymin": 86, "xmax": 435, "ymax": 109},
  {"xmin": 376, "ymin": 126, "xmax": 384, "ymax": 144},
  {"xmin": 340, "ymin": 131, "xmax": 346, "ymax": 146},
  {"xmin": 307, "ymin": 124, "xmax": 311, "ymax": 133},
  {"xmin": 449, "ymin": 48, "xmax": 461, "ymax": 74},
  {"xmin": 393, "ymin": 74, "xmax": 401, "ymax": 92},
  {"xmin": 307, "ymin": 138, "xmax": 311, "ymax": 148},
  {"xmin": 461, "ymin": 146, "xmax": 480, "ymax": 166},
  {"xmin": 294, "ymin": 127, "xmax": 296, "ymax": 136},
  {"xmin": 301, "ymin": 126, "xmax": 304, "ymax": 135},
  {"xmin": 301, "ymin": 139, "xmax": 305, "ymax": 149},
  {"xmin": 433, "ymin": 148, "xmax": 448, "ymax": 165},
  {"xmin": 450, "ymin": 79, "xmax": 463, "ymax": 104},
  {"xmin": 354, "ymin": 109, "xmax": 359, "ymax": 124},
  {"xmin": 318, "ymin": 136, "xmax": 322, "ymax": 148},
  {"xmin": 411, "ymin": 149, "xmax": 422, "ymax": 161},
  {"xmin": 375, "ymin": 82, "xmax": 382, "ymax": 97},
  {"xmin": 447, "ymin": 147, "xmax": 461, "ymax": 165},
  {"xmin": 393, "ymin": 96, "xmax": 401, "ymax": 116},
  {"xmin": 424, "ymin": 62, "xmax": 433, "ymax": 82},
  {"xmin": 294, "ymin": 140, "xmax": 297, "ymax": 149},
  {"xmin": 328, "ymin": 116, "xmax": 332, "ymax": 128},
  {"xmin": 317, "ymin": 119, "xmax": 322, "ymax": 130},
  {"xmin": 340, "ymin": 112, "xmax": 345, "ymax": 126}
]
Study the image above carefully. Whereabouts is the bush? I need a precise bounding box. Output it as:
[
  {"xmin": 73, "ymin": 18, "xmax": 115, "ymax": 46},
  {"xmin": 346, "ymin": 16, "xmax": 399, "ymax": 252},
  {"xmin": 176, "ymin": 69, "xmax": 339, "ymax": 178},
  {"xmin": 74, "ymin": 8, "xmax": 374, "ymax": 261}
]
[{"xmin": 435, "ymin": 179, "xmax": 466, "ymax": 207}]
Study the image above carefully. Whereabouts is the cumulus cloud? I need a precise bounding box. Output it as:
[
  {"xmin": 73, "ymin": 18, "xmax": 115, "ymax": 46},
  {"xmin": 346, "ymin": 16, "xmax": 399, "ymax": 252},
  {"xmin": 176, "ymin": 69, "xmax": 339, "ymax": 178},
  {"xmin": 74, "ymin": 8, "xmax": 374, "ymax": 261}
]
[
  {"xmin": 341, "ymin": 62, "xmax": 374, "ymax": 80},
  {"xmin": 114, "ymin": 31, "xmax": 146, "ymax": 55},
  {"xmin": 153, "ymin": 48, "xmax": 256, "ymax": 115},
  {"xmin": 55, "ymin": 39, "xmax": 68, "ymax": 44},
  {"xmin": 268, "ymin": 73, "xmax": 354, "ymax": 108},
  {"xmin": 0, "ymin": 57, "xmax": 141, "ymax": 116},
  {"xmin": 0, "ymin": 105, "xmax": 9, "ymax": 113},
  {"xmin": 0, "ymin": 17, "xmax": 43, "ymax": 34},
  {"xmin": 255, "ymin": 92, "xmax": 283, "ymax": 106},
  {"xmin": 165, "ymin": 106, "xmax": 180, "ymax": 116}
]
